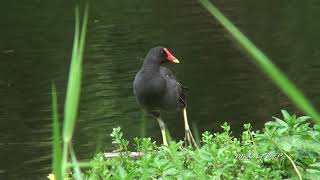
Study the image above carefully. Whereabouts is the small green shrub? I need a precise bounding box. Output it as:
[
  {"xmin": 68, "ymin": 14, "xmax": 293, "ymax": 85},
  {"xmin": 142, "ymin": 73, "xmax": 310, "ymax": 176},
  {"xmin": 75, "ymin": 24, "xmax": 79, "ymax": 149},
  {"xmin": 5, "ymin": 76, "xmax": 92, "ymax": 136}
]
[{"xmin": 70, "ymin": 111, "xmax": 320, "ymax": 179}]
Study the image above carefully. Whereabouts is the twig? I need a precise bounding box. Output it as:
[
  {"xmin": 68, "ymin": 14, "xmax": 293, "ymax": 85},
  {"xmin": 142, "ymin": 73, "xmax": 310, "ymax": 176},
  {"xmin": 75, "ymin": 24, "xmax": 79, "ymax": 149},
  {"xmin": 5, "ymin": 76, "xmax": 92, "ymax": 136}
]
[
  {"xmin": 265, "ymin": 133, "xmax": 302, "ymax": 180},
  {"xmin": 284, "ymin": 152, "xmax": 302, "ymax": 180},
  {"xmin": 104, "ymin": 152, "xmax": 144, "ymax": 159}
]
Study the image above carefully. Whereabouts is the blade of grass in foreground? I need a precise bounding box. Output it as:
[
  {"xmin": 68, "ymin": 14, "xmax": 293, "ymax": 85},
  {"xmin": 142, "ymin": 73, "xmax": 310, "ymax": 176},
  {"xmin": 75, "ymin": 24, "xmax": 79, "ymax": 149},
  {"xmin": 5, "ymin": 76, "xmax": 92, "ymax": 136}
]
[
  {"xmin": 61, "ymin": 6, "xmax": 81, "ymax": 177},
  {"xmin": 63, "ymin": 3, "xmax": 89, "ymax": 143},
  {"xmin": 70, "ymin": 146, "xmax": 82, "ymax": 180},
  {"xmin": 61, "ymin": 3, "xmax": 89, "ymax": 178},
  {"xmin": 199, "ymin": 0, "xmax": 320, "ymax": 123},
  {"xmin": 51, "ymin": 83, "xmax": 62, "ymax": 180}
]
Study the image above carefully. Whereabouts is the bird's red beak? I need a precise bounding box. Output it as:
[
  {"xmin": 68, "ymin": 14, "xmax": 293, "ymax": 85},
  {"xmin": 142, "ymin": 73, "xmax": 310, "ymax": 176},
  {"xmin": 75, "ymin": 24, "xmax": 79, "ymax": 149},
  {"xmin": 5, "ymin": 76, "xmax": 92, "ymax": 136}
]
[{"xmin": 164, "ymin": 48, "xmax": 179, "ymax": 63}]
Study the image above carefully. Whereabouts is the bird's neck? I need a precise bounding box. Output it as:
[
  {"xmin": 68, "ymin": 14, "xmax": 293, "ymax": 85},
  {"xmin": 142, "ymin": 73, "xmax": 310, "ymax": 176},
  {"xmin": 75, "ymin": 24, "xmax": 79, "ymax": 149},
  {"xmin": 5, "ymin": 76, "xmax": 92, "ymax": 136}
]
[{"xmin": 142, "ymin": 61, "xmax": 161, "ymax": 72}]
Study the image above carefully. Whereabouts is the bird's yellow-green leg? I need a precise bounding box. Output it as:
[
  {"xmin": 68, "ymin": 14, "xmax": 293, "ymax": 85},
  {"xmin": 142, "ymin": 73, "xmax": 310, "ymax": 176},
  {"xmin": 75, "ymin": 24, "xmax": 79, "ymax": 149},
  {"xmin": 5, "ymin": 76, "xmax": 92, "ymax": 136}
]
[
  {"xmin": 183, "ymin": 108, "xmax": 198, "ymax": 149},
  {"xmin": 157, "ymin": 117, "xmax": 168, "ymax": 146}
]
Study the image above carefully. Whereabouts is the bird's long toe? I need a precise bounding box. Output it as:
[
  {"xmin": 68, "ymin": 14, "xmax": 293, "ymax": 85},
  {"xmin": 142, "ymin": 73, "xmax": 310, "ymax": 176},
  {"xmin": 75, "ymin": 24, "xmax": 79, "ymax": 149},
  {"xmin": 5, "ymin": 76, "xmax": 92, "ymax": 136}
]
[{"xmin": 184, "ymin": 129, "xmax": 198, "ymax": 149}]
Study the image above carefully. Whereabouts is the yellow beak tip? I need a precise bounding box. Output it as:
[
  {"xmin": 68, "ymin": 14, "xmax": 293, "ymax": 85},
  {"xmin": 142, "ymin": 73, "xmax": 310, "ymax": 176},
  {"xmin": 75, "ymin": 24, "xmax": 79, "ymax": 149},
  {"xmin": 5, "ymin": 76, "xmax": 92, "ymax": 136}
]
[{"xmin": 173, "ymin": 59, "xmax": 180, "ymax": 63}]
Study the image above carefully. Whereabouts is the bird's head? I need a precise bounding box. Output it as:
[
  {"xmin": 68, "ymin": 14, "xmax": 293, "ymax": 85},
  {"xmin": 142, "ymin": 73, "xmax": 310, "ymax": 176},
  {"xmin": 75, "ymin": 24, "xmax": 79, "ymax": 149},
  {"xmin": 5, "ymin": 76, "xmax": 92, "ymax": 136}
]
[{"xmin": 145, "ymin": 46, "xmax": 179, "ymax": 65}]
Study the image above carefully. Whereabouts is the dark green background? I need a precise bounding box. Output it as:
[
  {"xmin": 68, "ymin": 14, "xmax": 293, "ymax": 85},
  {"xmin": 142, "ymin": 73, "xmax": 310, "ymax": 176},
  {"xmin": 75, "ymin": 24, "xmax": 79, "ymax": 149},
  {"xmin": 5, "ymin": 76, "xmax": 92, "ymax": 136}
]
[{"xmin": 1, "ymin": 0, "xmax": 320, "ymax": 179}]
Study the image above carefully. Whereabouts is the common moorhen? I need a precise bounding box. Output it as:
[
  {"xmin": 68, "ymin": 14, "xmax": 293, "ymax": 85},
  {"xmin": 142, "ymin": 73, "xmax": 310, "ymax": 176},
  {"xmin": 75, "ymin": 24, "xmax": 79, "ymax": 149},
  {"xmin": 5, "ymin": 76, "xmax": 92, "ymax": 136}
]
[{"xmin": 133, "ymin": 47, "xmax": 197, "ymax": 147}]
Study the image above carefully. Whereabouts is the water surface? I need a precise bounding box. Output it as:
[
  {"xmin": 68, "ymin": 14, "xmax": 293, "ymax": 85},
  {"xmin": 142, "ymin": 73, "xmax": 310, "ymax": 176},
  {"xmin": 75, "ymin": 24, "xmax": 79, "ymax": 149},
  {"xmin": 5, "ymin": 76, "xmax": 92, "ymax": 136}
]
[{"xmin": 1, "ymin": 0, "xmax": 320, "ymax": 179}]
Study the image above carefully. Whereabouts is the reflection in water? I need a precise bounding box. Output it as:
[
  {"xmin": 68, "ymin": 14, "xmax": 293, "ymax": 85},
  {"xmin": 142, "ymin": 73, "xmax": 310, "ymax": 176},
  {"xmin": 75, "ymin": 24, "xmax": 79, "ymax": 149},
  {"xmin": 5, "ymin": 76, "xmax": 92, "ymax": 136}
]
[{"xmin": 1, "ymin": 0, "xmax": 320, "ymax": 179}]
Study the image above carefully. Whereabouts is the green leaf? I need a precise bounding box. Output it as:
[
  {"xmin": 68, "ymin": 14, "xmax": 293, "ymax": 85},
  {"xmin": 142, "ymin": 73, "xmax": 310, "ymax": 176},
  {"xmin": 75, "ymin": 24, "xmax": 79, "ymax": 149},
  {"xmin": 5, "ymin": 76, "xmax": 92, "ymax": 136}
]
[
  {"xmin": 117, "ymin": 166, "xmax": 128, "ymax": 179},
  {"xmin": 265, "ymin": 121, "xmax": 281, "ymax": 128},
  {"xmin": 63, "ymin": 4, "xmax": 89, "ymax": 143},
  {"xmin": 277, "ymin": 127, "xmax": 288, "ymax": 134},
  {"xmin": 296, "ymin": 116, "xmax": 311, "ymax": 124},
  {"xmin": 51, "ymin": 83, "xmax": 62, "ymax": 180},
  {"xmin": 277, "ymin": 136, "xmax": 296, "ymax": 151},
  {"xmin": 310, "ymin": 163, "xmax": 320, "ymax": 168},
  {"xmin": 275, "ymin": 118, "xmax": 288, "ymax": 127},
  {"xmin": 164, "ymin": 168, "xmax": 178, "ymax": 176},
  {"xmin": 306, "ymin": 169, "xmax": 320, "ymax": 179},
  {"xmin": 281, "ymin": 110, "xmax": 291, "ymax": 121},
  {"xmin": 61, "ymin": 4, "xmax": 89, "ymax": 178}
]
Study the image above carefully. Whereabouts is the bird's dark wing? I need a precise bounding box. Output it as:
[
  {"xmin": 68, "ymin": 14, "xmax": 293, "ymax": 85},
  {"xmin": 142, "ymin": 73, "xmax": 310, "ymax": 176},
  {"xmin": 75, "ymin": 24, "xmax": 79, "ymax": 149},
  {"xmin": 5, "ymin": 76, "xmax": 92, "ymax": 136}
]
[
  {"xmin": 160, "ymin": 67, "xmax": 188, "ymax": 108},
  {"xmin": 178, "ymin": 82, "xmax": 188, "ymax": 108}
]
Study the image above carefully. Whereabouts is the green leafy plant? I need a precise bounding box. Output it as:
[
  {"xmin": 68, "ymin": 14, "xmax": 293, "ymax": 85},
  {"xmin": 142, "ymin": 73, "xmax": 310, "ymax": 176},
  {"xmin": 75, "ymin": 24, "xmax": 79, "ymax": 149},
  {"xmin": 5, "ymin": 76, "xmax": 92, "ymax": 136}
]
[
  {"xmin": 73, "ymin": 111, "xmax": 319, "ymax": 180},
  {"xmin": 110, "ymin": 127, "xmax": 129, "ymax": 151},
  {"xmin": 255, "ymin": 110, "xmax": 320, "ymax": 179}
]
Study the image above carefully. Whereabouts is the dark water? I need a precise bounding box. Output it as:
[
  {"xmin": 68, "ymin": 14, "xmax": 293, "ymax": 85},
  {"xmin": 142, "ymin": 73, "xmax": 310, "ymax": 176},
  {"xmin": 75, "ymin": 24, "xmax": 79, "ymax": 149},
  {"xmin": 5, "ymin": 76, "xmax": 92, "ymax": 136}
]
[{"xmin": 1, "ymin": 0, "xmax": 320, "ymax": 179}]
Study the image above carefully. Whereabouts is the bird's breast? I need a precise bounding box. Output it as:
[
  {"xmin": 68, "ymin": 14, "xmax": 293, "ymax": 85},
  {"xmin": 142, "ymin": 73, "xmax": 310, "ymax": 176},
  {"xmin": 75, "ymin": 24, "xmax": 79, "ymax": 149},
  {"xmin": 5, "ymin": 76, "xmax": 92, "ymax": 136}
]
[{"xmin": 133, "ymin": 73, "xmax": 166, "ymax": 109}]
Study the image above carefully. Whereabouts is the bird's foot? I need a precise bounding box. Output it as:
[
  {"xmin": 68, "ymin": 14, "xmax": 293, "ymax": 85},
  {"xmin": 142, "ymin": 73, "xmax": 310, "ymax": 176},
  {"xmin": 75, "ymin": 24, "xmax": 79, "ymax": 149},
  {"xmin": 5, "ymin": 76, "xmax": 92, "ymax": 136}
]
[
  {"xmin": 184, "ymin": 132, "xmax": 191, "ymax": 146},
  {"xmin": 184, "ymin": 129, "xmax": 198, "ymax": 149}
]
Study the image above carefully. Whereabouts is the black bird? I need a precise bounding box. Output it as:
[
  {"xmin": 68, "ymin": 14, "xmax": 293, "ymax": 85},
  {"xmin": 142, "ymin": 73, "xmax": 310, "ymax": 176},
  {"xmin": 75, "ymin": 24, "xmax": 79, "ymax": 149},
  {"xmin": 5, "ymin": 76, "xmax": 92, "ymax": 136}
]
[{"xmin": 133, "ymin": 47, "xmax": 197, "ymax": 147}]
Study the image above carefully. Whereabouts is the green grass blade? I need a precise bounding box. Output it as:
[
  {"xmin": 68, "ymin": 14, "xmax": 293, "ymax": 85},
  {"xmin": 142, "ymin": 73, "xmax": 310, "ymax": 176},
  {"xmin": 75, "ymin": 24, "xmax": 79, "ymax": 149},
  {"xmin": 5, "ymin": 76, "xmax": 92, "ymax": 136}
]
[
  {"xmin": 51, "ymin": 83, "xmax": 62, "ymax": 180},
  {"xmin": 62, "ymin": 4, "xmax": 89, "ymax": 178},
  {"xmin": 70, "ymin": 145, "xmax": 83, "ymax": 180},
  {"xmin": 199, "ymin": 0, "xmax": 320, "ymax": 123},
  {"xmin": 63, "ymin": 5, "xmax": 81, "ymax": 143},
  {"xmin": 61, "ymin": 6, "xmax": 81, "ymax": 177},
  {"xmin": 63, "ymin": 3, "xmax": 89, "ymax": 143},
  {"xmin": 77, "ymin": 3, "xmax": 89, "ymax": 67}
]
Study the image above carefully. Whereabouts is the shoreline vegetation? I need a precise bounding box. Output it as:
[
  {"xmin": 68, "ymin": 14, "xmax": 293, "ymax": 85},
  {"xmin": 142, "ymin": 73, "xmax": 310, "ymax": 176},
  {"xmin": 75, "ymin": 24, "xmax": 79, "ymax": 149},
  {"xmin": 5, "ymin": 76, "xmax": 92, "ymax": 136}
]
[
  {"xmin": 68, "ymin": 110, "xmax": 320, "ymax": 179},
  {"xmin": 49, "ymin": 1, "xmax": 320, "ymax": 180}
]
